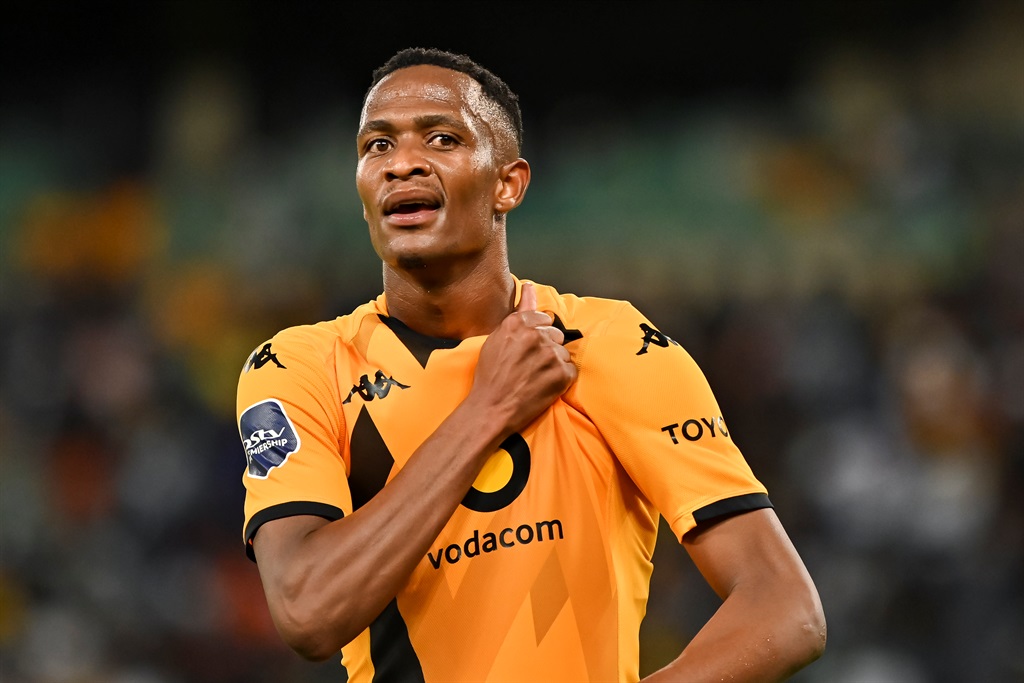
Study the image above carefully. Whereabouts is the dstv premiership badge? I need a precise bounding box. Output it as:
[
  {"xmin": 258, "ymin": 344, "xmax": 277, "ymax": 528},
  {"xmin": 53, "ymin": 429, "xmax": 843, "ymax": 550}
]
[{"xmin": 240, "ymin": 399, "xmax": 301, "ymax": 478}]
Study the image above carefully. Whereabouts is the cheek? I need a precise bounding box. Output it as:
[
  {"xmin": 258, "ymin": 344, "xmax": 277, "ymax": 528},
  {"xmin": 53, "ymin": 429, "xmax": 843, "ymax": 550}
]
[
  {"xmin": 448, "ymin": 181, "xmax": 496, "ymax": 225},
  {"xmin": 444, "ymin": 163, "xmax": 499, "ymax": 214},
  {"xmin": 355, "ymin": 164, "xmax": 376, "ymax": 210}
]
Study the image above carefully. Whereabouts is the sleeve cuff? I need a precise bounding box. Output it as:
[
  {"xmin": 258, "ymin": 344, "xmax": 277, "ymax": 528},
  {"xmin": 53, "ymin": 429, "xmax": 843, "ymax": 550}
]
[
  {"xmin": 243, "ymin": 501, "xmax": 345, "ymax": 561},
  {"xmin": 692, "ymin": 492, "xmax": 773, "ymax": 527}
]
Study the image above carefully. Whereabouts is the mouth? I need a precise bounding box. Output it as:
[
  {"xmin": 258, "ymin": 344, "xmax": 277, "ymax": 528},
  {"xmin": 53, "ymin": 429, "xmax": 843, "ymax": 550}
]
[
  {"xmin": 382, "ymin": 190, "xmax": 442, "ymax": 223},
  {"xmin": 385, "ymin": 200, "xmax": 439, "ymax": 216}
]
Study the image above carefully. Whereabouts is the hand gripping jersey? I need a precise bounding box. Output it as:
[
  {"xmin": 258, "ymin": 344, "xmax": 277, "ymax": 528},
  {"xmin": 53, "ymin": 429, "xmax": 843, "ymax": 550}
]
[{"xmin": 237, "ymin": 278, "xmax": 771, "ymax": 683}]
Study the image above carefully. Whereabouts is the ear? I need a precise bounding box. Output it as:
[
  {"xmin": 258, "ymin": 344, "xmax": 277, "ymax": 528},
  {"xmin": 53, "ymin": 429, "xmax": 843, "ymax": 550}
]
[{"xmin": 493, "ymin": 158, "xmax": 531, "ymax": 215}]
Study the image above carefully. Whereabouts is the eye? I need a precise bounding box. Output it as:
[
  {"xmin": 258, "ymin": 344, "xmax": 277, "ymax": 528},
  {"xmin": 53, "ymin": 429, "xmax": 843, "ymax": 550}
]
[
  {"xmin": 365, "ymin": 138, "xmax": 392, "ymax": 154},
  {"xmin": 428, "ymin": 133, "xmax": 458, "ymax": 148}
]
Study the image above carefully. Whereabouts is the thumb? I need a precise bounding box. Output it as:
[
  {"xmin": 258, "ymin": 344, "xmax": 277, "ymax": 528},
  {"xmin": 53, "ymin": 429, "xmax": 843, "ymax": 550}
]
[{"xmin": 516, "ymin": 282, "xmax": 537, "ymax": 312}]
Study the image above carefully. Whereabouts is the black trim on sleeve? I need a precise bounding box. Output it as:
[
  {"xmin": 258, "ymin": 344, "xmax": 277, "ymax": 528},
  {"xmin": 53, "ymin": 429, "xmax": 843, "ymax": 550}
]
[
  {"xmin": 692, "ymin": 493, "xmax": 773, "ymax": 527},
  {"xmin": 244, "ymin": 501, "xmax": 345, "ymax": 562}
]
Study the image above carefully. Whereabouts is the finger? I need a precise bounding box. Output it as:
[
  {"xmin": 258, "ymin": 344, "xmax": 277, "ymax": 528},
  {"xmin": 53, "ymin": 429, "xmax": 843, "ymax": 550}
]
[
  {"xmin": 552, "ymin": 345, "xmax": 577, "ymax": 382},
  {"xmin": 519, "ymin": 311, "xmax": 553, "ymax": 329},
  {"xmin": 539, "ymin": 325, "xmax": 565, "ymax": 346},
  {"xmin": 554, "ymin": 344, "xmax": 576, "ymax": 372},
  {"xmin": 516, "ymin": 282, "xmax": 536, "ymax": 313}
]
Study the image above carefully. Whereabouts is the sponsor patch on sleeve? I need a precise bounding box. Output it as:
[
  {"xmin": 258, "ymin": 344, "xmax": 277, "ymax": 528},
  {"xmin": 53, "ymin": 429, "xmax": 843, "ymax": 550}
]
[{"xmin": 239, "ymin": 399, "xmax": 301, "ymax": 478}]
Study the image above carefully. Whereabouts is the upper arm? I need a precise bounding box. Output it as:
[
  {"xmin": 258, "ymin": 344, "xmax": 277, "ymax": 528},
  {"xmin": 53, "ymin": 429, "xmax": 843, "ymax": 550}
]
[
  {"xmin": 236, "ymin": 329, "xmax": 350, "ymax": 560},
  {"xmin": 683, "ymin": 507, "xmax": 822, "ymax": 614},
  {"xmin": 640, "ymin": 509, "xmax": 826, "ymax": 681},
  {"xmin": 570, "ymin": 302, "xmax": 770, "ymax": 537},
  {"xmin": 252, "ymin": 514, "xmax": 331, "ymax": 593}
]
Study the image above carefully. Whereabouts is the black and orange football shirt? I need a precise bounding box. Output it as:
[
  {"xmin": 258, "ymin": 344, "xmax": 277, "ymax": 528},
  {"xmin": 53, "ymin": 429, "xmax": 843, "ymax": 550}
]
[{"xmin": 237, "ymin": 277, "xmax": 771, "ymax": 683}]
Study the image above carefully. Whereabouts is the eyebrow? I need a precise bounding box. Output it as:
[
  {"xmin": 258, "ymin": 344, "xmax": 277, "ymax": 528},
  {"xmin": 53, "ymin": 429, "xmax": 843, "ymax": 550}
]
[{"xmin": 357, "ymin": 114, "xmax": 472, "ymax": 139}]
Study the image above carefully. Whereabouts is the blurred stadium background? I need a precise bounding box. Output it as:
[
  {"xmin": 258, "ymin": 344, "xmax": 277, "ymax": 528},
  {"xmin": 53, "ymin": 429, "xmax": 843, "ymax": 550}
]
[{"xmin": 1, "ymin": 1, "xmax": 1022, "ymax": 681}]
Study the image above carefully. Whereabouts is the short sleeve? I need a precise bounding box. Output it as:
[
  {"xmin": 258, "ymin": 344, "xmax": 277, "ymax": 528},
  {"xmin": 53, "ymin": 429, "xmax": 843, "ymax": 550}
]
[
  {"xmin": 236, "ymin": 327, "xmax": 350, "ymax": 560},
  {"xmin": 573, "ymin": 303, "xmax": 770, "ymax": 540}
]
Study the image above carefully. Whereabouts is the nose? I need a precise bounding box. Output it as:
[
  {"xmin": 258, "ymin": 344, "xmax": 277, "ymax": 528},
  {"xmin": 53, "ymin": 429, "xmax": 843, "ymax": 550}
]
[{"xmin": 384, "ymin": 141, "xmax": 431, "ymax": 180}]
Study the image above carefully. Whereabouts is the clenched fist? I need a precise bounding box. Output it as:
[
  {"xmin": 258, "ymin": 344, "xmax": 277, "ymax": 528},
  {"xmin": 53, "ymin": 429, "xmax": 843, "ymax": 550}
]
[{"xmin": 469, "ymin": 283, "xmax": 578, "ymax": 437}]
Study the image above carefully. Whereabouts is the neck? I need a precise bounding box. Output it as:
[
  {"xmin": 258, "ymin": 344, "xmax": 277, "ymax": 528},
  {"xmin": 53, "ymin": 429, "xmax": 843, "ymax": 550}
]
[{"xmin": 382, "ymin": 258, "xmax": 515, "ymax": 340}]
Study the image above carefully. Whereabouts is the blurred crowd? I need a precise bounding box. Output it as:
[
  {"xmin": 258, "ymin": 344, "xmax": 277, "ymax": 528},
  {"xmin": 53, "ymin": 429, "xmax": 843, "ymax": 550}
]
[{"xmin": 1, "ymin": 2, "xmax": 1022, "ymax": 682}]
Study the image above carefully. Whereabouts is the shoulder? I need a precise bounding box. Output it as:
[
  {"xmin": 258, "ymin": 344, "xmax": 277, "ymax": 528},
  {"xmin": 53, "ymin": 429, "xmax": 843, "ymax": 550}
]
[
  {"xmin": 528, "ymin": 281, "xmax": 667, "ymax": 360},
  {"xmin": 240, "ymin": 297, "xmax": 386, "ymax": 375},
  {"xmin": 528, "ymin": 280, "xmax": 642, "ymax": 340},
  {"xmin": 528, "ymin": 281, "xmax": 700, "ymax": 386}
]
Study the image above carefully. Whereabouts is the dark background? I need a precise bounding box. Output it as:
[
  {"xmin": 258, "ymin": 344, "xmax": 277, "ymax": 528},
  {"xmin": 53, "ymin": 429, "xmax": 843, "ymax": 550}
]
[
  {"xmin": 2, "ymin": 1, "xmax": 981, "ymax": 162},
  {"xmin": 1, "ymin": 1, "xmax": 1022, "ymax": 682}
]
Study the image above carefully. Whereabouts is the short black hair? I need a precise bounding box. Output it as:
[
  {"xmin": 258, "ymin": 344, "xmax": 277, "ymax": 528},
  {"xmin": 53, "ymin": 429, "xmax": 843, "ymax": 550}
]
[{"xmin": 367, "ymin": 47, "xmax": 523, "ymax": 155}]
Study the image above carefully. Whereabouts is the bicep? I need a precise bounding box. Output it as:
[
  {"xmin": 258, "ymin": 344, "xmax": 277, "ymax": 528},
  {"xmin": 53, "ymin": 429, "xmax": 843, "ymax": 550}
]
[
  {"xmin": 682, "ymin": 508, "xmax": 815, "ymax": 601},
  {"xmin": 253, "ymin": 515, "xmax": 332, "ymax": 595}
]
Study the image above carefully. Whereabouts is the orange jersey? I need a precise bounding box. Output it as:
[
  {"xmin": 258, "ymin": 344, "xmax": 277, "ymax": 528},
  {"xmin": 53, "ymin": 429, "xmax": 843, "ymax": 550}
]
[{"xmin": 237, "ymin": 277, "xmax": 770, "ymax": 683}]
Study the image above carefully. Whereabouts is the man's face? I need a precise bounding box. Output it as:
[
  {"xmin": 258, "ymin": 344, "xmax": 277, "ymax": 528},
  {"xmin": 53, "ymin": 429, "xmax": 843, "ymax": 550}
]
[{"xmin": 356, "ymin": 64, "xmax": 511, "ymax": 271}]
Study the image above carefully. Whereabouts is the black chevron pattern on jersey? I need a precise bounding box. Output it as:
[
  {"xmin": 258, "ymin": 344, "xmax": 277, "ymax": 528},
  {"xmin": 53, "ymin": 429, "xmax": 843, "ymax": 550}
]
[
  {"xmin": 348, "ymin": 406, "xmax": 396, "ymax": 511},
  {"xmin": 378, "ymin": 314, "xmax": 460, "ymax": 368},
  {"xmin": 551, "ymin": 315, "xmax": 583, "ymax": 344},
  {"xmin": 380, "ymin": 312, "xmax": 582, "ymax": 371},
  {"xmin": 366, "ymin": 598, "xmax": 425, "ymax": 682}
]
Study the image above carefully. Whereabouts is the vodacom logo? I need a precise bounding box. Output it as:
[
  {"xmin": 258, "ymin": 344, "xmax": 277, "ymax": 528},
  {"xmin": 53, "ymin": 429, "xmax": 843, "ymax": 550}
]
[{"xmin": 461, "ymin": 433, "xmax": 531, "ymax": 512}]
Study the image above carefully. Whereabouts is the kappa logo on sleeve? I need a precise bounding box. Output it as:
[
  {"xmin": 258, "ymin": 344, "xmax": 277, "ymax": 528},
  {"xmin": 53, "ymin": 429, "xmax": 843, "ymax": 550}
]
[
  {"xmin": 244, "ymin": 343, "xmax": 286, "ymax": 372},
  {"xmin": 239, "ymin": 399, "xmax": 301, "ymax": 478},
  {"xmin": 636, "ymin": 322, "xmax": 680, "ymax": 355}
]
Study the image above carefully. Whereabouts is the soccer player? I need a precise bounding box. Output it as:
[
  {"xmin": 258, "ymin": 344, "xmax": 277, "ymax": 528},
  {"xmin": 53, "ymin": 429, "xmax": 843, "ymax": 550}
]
[{"xmin": 236, "ymin": 47, "xmax": 826, "ymax": 682}]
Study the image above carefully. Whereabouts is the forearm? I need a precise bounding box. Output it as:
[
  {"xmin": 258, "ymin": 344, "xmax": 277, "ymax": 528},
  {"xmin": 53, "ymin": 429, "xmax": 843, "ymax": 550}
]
[
  {"xmin": 256, "ymin": 393, "xmax": 511, "ymax": 659},
  {"xmin": 642, "ymin": 582, "xmax": 826, "ymax": 683}
]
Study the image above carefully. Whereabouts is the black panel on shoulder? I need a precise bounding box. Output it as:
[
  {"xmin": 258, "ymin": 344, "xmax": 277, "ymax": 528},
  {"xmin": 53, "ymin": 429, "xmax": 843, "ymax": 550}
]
[
  {"xmin": 349, "ymin": 406, "xmax": 396, "ymax": 511},
  {"xmin": 244, "ymin": 501, "xmax": 344, "ymax": 561},
  {"xmin": 369, "ymin": 598, "xmax": 425, "ymax": 682},
  {"xmin": 551, "ymin": 314, "xmax": 583, "ymax": 344},
  {"xmin": 379, "ymin": 314, "xmax": 461, "ymax": 368},
  {"xmin": 692, "ymin": 493, "xmax": 773, "ymax": 526}
]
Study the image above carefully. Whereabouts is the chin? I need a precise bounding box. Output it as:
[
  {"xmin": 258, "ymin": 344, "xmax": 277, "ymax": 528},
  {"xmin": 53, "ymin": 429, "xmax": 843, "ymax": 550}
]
[{"xmin": 396, "ymin": 254, "xmax": 429, "ymax": 270}]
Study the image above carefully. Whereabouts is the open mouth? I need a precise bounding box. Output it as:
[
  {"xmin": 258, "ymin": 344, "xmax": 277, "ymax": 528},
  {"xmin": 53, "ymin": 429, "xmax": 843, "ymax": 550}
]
[{"xmin": 385, "ymin": 200, "xmax": 439, "ymax": 216}]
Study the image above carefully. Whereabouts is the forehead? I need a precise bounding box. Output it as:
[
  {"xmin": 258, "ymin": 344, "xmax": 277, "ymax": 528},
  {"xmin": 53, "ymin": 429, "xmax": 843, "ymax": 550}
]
[
  {"xmin": 360, "ymin": 64, "xmax": 504, "ymax": 136},
  {"xmin": 365, "ymin": 65, "xmax": 476, "ymax": 111}
]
